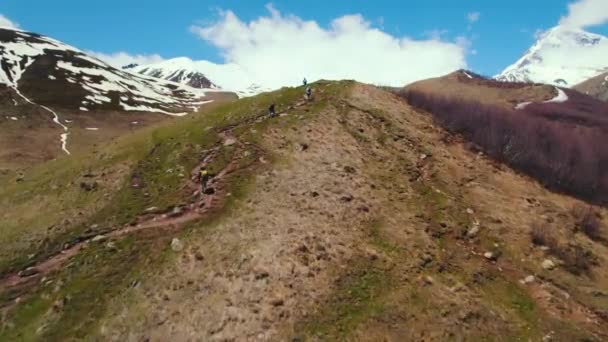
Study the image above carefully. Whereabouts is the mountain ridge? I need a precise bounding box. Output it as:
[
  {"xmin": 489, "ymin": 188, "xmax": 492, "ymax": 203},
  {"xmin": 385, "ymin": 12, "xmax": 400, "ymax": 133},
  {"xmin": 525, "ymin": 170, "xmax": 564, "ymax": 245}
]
[
  {"xmin": 130, "ymin": 57, "xmax": 271, "ymax": 98},
  {"xmin": 495, "ymin": 26, "xmax": 608, "ymax": 87}
]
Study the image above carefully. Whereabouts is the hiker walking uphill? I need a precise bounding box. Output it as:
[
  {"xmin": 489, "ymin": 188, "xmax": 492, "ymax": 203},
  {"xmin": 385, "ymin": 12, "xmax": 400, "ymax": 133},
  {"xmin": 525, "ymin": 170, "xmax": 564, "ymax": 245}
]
[
  {"xmin": 305, "ymin": 86, "xmax": 313, "ymax": 101},
  {"xmin": 303, "ymin": 78, "xmax": 307, "ymax": 86},
  {"xmin": 199, "ymin": 167, "xmax": 211, "ymax": 194},
  {"xmin": 268, "ymin": 103, "xmax": 277, "ymax": 118}
]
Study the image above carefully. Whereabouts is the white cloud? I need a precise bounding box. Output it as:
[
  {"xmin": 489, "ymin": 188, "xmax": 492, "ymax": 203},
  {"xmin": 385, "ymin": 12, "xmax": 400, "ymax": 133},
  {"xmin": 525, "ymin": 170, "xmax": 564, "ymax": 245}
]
[
  {"xmin": 560, "ymin": 0, "xmax": 608, "ymax": 28},
  {"xmin": 467, "ymin": 12, "xmax": 481, "ymax": 24},
  {"xmin": 0, "ymin": 14, "xmax": 20, "ymax": 29},
  {"xmin": 190, "ymin": 5, "xmax": 467, "ymax": 88},
  {"xmin": 86, "ymin": 51, "xmax": 165, "ymax": 68}
]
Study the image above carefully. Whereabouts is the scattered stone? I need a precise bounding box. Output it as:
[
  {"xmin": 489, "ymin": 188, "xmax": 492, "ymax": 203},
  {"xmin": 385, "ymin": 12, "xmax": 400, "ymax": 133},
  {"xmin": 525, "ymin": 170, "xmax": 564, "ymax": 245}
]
[
  {"xmin": 270, "ymin": 298, "xmax": 285, "ymax": 306},
  {"xmin": 310, "ymin": 191, "xmax": 319, "ymax": 197},
  {"xmin": 106, "ymin": 241, "xmax": 117, "ymax": 250},
  {"xmin": 255, "ymin": 269, "xmax": 270, "ymax": 280},
  {"xmin": 91, "ymin": 235, "xmax": 107, "ymax": 243},
  {"xmin": 542, "ymin": 259, "xmax": 556, "ymax": 270},
  {"xmin": 466, "ymin": 208, "xmax": 474, "ymax": 215},
  {"xmin": 343, "ymin": 166, "xmax": 356, "ymax": 174},
  {"xmin": 467, "ymin": 226, "xmax": 480, "ymax": 238},
  {"xmin": 296, "ymin": 143, "xmax": 309, "ymax": 152},
  {"xmin": 224, "ymin": 137, "xmax": 237, "ymax": 146},
  {"xmin": 340, "ymin": 194, "xmax": 354, "ymax": 202},
  {"xmin": 194, "ymin": 251, "xmax": 205, "ymax": 261},
  {"xmin": 420, "ymin": 254, "xmax": 433, "ymax": 267},
  {"xmin": 80, "ymin": 181, "xmax": 98, "ymax": 192},
  {"xmin": 365, "ymin": 247, "xmax": 379, "ymax": 261},
  {"xmin": 420, "ymin": 154, "xmax": 428, "ymax": 160},
  {"xmin": 144, "ymin": 206, "xmax": 160, "ymax": 214},
  {"xmin": 168, "ymin": 206, "xmax": 184, "ymax": 218},
  {"xmin": 357, "ymin": 206, "xmax": 370, "ymax": 213},
  {"xmin": 421, "ymin": 275, "xmax": 434, "ymax": 285},
  {"xmin": 483, "ymin": 252, "xmax": 496, "ymax": 261},
  {"xmin": 523, "ymin": 275, "xmax": 535, "ymax": 284},
  {"xmin": 16, "ymin": 174, "xmax": 25, "ymax": 182},
  {"xmin": 18, "ymin": 267, "xmax": 39, "ymax": 278},
  {"xmin": 171, "ymin": 238, "xmax": 184, "ymax": 252}
]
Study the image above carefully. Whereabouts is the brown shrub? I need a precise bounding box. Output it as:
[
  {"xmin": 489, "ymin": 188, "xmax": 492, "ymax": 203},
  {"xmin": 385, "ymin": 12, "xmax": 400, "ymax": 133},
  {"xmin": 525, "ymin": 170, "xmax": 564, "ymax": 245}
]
[
  {"xmin": 571, "ymin": 205, "xmax": 604, "ymax": 241},
  {"xmin": 552, "ymin": 245, "xmax": 594, "ymax": 276},
  {"xmin": 399, "ymin": 90, "xmax": 608, "ymax": 205},
  {"xmin": 528, "ymin": 222, "xmax": 595, "ymax": 275},
  {"xmin": 530, "ymin": 224, "xmax": 558, "ymax": 248}
]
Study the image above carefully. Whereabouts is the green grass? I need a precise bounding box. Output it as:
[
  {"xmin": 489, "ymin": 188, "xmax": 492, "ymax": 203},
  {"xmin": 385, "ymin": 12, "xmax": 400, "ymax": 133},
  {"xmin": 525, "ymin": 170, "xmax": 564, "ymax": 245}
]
[
  {"xmin": 0, "ymin": 80, "xmax": 354, "ymax": 340},
  {"xmin": 301, "ymin": 259, "xmax": 389, "ymax": 340}
]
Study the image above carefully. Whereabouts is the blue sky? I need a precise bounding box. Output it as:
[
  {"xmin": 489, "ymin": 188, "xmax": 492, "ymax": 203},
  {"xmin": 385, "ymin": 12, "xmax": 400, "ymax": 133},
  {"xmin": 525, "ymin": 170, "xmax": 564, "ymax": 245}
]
[{"xmin": 2, "ymin": 0, "xmax": 608, "ymax": 76}]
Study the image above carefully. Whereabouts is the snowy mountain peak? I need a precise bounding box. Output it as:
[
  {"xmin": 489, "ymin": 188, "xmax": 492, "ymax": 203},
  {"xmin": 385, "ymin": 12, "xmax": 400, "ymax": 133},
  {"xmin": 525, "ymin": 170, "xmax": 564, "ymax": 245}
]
[
  {"xmin": 495, "ymin": 26, "xmax": 608, "ymax": 87},
  {"xmin": 0, "ymin": 28, "xmax": 216, "ymax": 115},
  {"xmin": 131, "ymin": 57, "xmax": 271, "ymax": 98}
]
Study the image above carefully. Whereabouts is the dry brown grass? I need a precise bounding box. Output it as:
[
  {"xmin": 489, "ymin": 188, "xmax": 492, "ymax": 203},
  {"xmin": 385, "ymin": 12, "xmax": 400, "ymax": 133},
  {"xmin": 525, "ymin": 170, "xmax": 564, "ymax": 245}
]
[{"xmin": 572, "ymin": 205, "xmax": 604, "ymax": 241}]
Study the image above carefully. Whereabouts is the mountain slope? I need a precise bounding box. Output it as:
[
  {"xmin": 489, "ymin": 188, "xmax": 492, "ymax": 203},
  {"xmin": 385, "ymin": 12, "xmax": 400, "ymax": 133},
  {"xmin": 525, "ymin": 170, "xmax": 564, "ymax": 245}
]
[
  {"xmin": 130, "ymin": 57, "xmax": 271, "ymax": 98},
  {"xmin": 574, "ymin": 71, "xmax": 608, "ymax": 102},
  {"xmin": 495, "ymin": 26, "xmax": 608, "ymax": 87},
  {"xmin": 0, "ymin": 27, "xmax": 237, "ymax": 167},
  {"xmin": 0, "ymin": 28, "xmax": 217, "ymax": 114},
  {"xmin": 408, "ymin": 69, "xmax": 556, "ymax": 108},
  {"xmin": 1, "ymin": 81, "xmax": 607, "ymax": 340}
]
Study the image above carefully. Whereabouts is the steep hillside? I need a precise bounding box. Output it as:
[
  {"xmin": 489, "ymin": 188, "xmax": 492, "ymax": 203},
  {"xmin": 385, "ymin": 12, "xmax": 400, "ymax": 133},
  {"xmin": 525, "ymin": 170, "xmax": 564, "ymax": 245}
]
[
  {"xmin": 405, "ymin": 71, "xmax": 608, "ymax": 204},
  {"xmin": 130, "ymin": 57, "xmax": 271, "ymax": 98},
  {"xmin": 408, "ymin": 70, "xmax": 556, "ymax": 109},
  {"xmin": 574, "ymin": 71, "xmax": 608, "ymax": 102},
  {"xmin": 1, "ymin": 81, "xmax": 607, "ymax": 341},
  {"xmin": 495, "ymin": 26, "xmax": 608, "ymax": 87},
  {"xmin": 0, "ymin": 27, "xmax": 237, "ymax": 169}
]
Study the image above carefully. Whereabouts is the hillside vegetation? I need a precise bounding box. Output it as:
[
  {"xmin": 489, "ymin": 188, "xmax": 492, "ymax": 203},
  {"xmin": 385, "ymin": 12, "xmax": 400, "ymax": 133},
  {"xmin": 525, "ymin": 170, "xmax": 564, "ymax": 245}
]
[
  {"xmin": 400, "ymin": 88, "xmax": 608, "ymax": 205},
  {"xmin": 1, "ymin": 81, "xmax": 607, "ymax": 341}
]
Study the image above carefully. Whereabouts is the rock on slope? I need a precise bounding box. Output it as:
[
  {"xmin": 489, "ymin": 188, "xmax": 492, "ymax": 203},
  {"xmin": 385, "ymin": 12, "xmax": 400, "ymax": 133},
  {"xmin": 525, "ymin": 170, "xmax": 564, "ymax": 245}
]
[
  {"xmin": 1, "ymin": 81, "xmax": 607, "ymax": 341},
  {"xmin": 495, "ymin": 26, "xmax": 608, "ymax": 87},
  {"xmin": 574, "ymin": 71, "xmax": 608, "ymax": 102},
  {"xmin": 129, "ymin": 57, "xmax": 271, "ymax": 98}
]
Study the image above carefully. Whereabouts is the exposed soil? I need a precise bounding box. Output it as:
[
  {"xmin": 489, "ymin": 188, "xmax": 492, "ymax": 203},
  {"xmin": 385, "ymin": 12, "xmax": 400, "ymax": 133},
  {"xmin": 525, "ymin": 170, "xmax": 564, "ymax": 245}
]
[{"xmin": 2, "ymin": 83, "xmax": 607, "ymax": 341}]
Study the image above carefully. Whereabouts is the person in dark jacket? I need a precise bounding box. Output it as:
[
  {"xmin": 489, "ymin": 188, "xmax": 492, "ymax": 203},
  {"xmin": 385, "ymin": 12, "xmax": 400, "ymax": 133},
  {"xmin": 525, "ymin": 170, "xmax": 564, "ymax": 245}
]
[
  {"xmin": 268, "ymin": 103, "xmax": 276, "ymax": 118},
  {"xmin": 199, "ymin": 168, "xmax": 211, "ymax": 193}
]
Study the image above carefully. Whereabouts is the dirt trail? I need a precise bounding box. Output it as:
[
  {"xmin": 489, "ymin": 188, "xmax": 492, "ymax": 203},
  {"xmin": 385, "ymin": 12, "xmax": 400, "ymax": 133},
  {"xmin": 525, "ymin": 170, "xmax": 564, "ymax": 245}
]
[
  {"xmin": 0, "ymin": 95, "xmax": 313, "ymax": 300},
  {"xmin": 0, "ymin": 124, "xmax": 264, "ymax": 294}
]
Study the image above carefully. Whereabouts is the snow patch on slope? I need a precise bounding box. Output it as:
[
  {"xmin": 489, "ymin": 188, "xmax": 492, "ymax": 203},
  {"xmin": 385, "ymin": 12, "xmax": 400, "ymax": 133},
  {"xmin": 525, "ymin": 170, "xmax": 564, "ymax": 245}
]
[
  {"xmin": 515, "ymin": 86, "xmax": 568, "ymax": 110},
  {"xmin": 131, "ymin": 57, "xmax": 270, "ymax": 97}
]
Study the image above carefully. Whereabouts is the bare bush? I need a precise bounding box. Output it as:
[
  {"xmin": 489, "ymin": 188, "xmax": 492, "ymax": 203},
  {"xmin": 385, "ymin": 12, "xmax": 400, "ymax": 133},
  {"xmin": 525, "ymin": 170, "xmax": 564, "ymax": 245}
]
[
  {"xmin": 553, "ymin": 245, "xmax": 594, "ymax": 276},
  {"xmin": 399, "ymin": 90, "xmax": 608, "ymax": 204},
  {"xmin": 530, "ymin": 224, "xmax": 558, "ymax": 248},
  {"xmin": 571, "ymin": 205, "xmax": 604, "ymax": 241}
]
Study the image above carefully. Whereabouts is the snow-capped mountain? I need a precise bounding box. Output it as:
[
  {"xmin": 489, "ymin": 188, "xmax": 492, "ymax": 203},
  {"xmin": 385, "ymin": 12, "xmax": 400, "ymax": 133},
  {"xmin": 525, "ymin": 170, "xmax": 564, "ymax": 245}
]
[
  {"xmin": 130, "ymin": 57, "xmax": 270, "ymax": 98},
  {"xmin": 0, "ymin": 27, "xmax": 218, "ymax": 115},
  {"xmin": 495, "ymin": 26, "xmax": 608, "ymax": 87},
  {"xmin": 0, "ymin": 27, "xmax": 232, "ymax": 158}
]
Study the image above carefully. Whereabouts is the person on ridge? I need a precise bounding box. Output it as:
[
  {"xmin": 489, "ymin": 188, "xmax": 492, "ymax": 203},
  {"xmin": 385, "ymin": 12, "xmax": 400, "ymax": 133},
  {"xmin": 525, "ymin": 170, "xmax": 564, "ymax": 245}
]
[
  {"xmin": 268, "ymin": 103, "xmax": 276, "ymax": 118},
  {"xmin": 199, "ymin": 168, "xmax": 211, "ymax": 194},
  {"xmin": 303, "ymin": 78, "xmax": 308, "ymax": 86}
]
